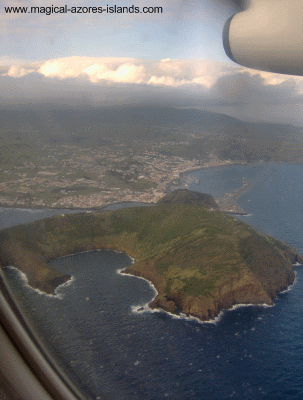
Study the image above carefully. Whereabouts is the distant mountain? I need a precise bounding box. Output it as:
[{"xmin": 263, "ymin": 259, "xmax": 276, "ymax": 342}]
[
  {"xmin": 1, "ymin": 104, "xmax": 303, "ymax": 138},
  {"xmin": 1, "ymin": 105, "xmax": 303, "ymax": 163}
]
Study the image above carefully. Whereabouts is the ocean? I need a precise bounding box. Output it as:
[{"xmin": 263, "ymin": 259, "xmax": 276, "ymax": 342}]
[{"xmin": 3, "ymin": 162, "xmax": 303, "ymax": 400}]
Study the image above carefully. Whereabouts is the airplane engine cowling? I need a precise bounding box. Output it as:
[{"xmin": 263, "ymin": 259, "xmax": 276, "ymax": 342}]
[{"xmin": 223, "ymin": 0, "xmax": 303, "ymax": 76}]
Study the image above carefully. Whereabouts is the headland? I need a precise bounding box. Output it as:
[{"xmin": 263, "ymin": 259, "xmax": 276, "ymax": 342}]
[{"xmin": 1, "ymin": 190, "xmax": 302, "ymax": 322}]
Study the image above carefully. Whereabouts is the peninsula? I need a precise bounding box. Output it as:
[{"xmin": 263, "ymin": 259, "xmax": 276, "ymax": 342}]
[{"xmin": 0, "ymin": 190, "xmax": 302, "ymax": 321}]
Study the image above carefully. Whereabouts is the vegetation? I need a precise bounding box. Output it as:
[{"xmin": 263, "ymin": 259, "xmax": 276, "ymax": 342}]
[
  {"xmin": 157, "ymin": 189, "xmax": 218, "ymax": 209},
  {"xmin": 2, "ymin": 106, "xmax": 303, "ymax": 166},
  {"xmin": 0, "ymin": 190, "xmax": 302, "ymax": 320}
]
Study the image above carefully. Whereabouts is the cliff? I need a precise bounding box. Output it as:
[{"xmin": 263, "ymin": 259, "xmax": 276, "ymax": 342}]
[{"xmin": 0, "ymin": 195, "xmax": 302, "ymax": 321}]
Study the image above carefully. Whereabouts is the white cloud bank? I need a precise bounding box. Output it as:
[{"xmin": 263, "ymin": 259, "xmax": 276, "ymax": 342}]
[
  {"xmin": 3, "ymin": 56, "xmax": 303, "ymax": 90},
  {"xmin": 2, "ymin": 56, "xmax": 232, "ymax": 87},
  {"xmin": 2, "ymin": 56, "xmax": 303, "ymax": 125}
]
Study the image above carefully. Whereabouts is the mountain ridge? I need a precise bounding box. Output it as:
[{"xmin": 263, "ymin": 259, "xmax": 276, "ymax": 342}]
[{"xmin": 1, "ymin": 105, "xmax": 303, "ymax": 164}]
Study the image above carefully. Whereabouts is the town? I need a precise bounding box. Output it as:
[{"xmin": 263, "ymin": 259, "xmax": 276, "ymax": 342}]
[
  {"xmin": 0, "ymin": 141, "xmax": 235, "ymax": 209},
  {"xmin": 0, "ymin": 140, "xmax": 234, "ymax": 209}
]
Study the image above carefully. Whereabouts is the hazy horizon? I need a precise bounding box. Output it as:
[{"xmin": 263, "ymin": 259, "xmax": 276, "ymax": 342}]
[{"xmin": 2, "ymin": 1, "xmax": 303, "ymax": 126}]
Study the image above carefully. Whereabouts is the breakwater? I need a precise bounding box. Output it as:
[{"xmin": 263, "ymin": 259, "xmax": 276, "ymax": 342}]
[{"xmin": 216, "ymin": 178, "xmax": 250, "ymax": 215}]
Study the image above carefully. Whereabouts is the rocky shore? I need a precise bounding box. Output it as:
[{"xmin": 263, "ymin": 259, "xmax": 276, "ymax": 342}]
[
  {"xmin": 1, "ymin": 190, "xmax": 302, "ymax": 322},
  {"xmin": 122, "ymin": 248, "xmax": 301, "ymax": 321}
]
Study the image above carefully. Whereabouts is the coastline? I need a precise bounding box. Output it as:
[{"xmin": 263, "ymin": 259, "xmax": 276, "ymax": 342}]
[
  {"xmin": 2, "ymin": 265, "xmax": 75, "ymax": 299},
  {"xmin": 0, "ymin": 201, "xmax": 155, "ymax": 213},
  {"xmin": 119, "ymin": 265, "xmax": 263, "ymax": 325},
  {"xmin": 5, "ymin": 253, "xmax": 300, "ymax": 324},
  {"xmin": 118, "ymin": 260, "xmax": 302, "ymax": 323},
  {"xmin": 1, "ymin": 160, "xmax": 303, "ymax": 212},
  {"xmin": 2, "ymin": 201, "xmax": 302, "ymax": 321},
  {"xmin": 112, "ymin": 257, "xmax": 299, "ymax": 322},
  {"xmin": 0, "ymin": 160, "xmax": 248, "ymax": 212},
  {"xmin": 2, "ymin": 162, "xmax": 303, "ymax": 322},
  {"xmin": 1, "ymin": 219, "xmax": 301, "ymax": 321}
]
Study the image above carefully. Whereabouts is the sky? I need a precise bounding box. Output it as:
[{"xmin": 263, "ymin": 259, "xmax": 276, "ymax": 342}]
[
  {"xmin": 1, "ymin": 0, "xmax": 237, "ymax": 61},
  {"xmin": 2, "ymin": 0, "xmax": 303, "ymax": 126}
]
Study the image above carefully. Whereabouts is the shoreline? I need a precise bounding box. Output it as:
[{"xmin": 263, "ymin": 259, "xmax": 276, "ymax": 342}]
[
  {"xmin": 1, "ymin": 160, "xmax": 303, "ymax": 212},
  {"xmin": 0, "ymin": 201, "xmax": 155, "ymax": 213},
  {"xmin": 2, "ymin": 265, "xmax": 75, "ymax": 299},
  {"xmin": 0, "ymin": 160, "xmax": 251, "ymax": 212},
  {"xmin": 0, "ymin": 160, "xmax": 287, "ymax": 213},
  {"xmin": 98, "ymin": 260, "xmax": 301, "ymax": 324},
  {"xmin": 2, "ymin": 162, "xmax": 303, "ymax": 322},
  {"xmin": 216, "ymin": 178, "xmax": 251, "ymax": 215},
  {"xmin": 5, "ymin": 254, "xmax": 301, "ymax": 324}
]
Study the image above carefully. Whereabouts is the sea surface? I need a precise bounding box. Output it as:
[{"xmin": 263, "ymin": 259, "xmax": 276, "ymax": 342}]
[{"xmin": 3, "ymin": 162, "xmax": 303, "ymax": 400}]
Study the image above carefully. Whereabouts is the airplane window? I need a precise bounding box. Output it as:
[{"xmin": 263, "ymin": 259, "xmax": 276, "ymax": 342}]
[{"xmin": 2, "ymin": 1, "xmax": 303, "ymax": 399}]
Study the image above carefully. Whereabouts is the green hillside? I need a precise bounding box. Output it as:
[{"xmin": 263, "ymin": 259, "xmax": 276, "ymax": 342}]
[
  {"xmin": 1, "ymin": 194, "xmax": 301, "ymax": 321},
  {"xmin": 1, "ymin": 105, "xmax": 303, "ymax": 163},
  {"xmin": 157, "ymin": 189, "xmax": 219, "ymax": 209}
]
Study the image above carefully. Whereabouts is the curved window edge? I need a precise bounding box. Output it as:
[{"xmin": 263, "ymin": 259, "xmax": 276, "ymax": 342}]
[{"xmin": 0, "ymin": 268, "xmax": 93, "ymax": 400}]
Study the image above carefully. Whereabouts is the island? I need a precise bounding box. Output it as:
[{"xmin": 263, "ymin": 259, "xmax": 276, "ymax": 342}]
[{"xmin": 1, "ymin": 190, "xmax": 302, "ymax": 321}]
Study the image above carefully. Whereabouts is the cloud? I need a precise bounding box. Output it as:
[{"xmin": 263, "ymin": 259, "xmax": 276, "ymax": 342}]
[
  {"xmin": 3, "ymin": 61, "xmax": 40, "ymax": 78},
  {"xmin": 210, "ymin": 70, "xmax": 302, "ymax": 105},
  {"xmin": 3, "ymin": 55, "xmax": 303, "ymax": 95},
  {"xmin": 147, "ymin": 75, "xmax": 191, "ymax": 87},
  {"xmin": 84, "ymin": 63, "xmax": 146, "ymax": 84},
  {"xmin": 2, "ymin": 55, "xmax": 303, "ymax": 126},
  {"xmin": 36, "ymin": 56, "xmax": 147, "ymax": 83},
  {"xmin": 1, "ymin": 56, "xmax": 231, "ymax": 88}
]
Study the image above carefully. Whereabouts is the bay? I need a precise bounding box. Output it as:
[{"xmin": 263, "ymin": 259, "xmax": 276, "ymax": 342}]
[{"xmin": 3, "ymin": 163, "xmax": 303, "ymax": 399}]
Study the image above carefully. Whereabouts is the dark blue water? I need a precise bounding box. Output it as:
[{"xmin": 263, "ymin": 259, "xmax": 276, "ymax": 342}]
[
  {"xmin": 3, "ymin": 163, "xmax": 303, "ymax": 400},
  {"xmin": 187, "ymin": 163, "xmax": 303, "ymax": 253}
]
